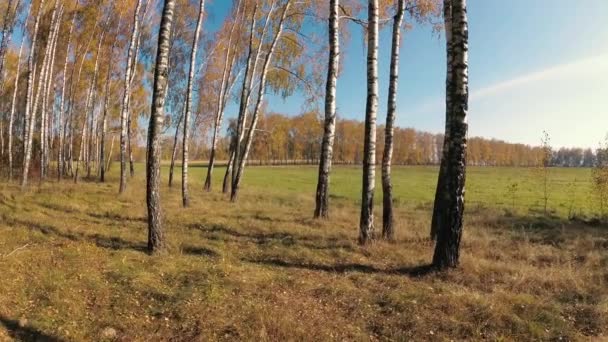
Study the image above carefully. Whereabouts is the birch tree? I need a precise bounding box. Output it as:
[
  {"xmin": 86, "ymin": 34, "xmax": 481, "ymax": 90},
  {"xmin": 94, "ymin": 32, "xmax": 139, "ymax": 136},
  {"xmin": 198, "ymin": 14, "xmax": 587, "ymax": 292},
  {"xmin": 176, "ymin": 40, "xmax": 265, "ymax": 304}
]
[
  {"xmin": 231, "ymin": 0, "xmax": 293, "ymax": 202},
  {"xmin": 358, "ymin": 0, "xmax": 379, "ymax": 244},
  {"xmin": 100, "ymin": 14, "xmax": 123, "ymax": 183},
  {"xmin": 57, "ymin": 4, "xmax": 76, "ymax": 181},
  {"xmin": 430, "ymin": 0, "xmax": 452, "ymax": 240},
  {"xmin": 7, "ymin": 2, "xmax": 31, "ymax": 180},
  {"xmin": 313, "ymin": 0, "xmax": 339, "ymax": 219},
  {"xmin": 75, "ymin": 15, "xmax": 108, "ymax": 183},
  {"xmin": 147, "ymin": 0, "xmax": 175, "ymax": 254},
  {"xmin": 119, "ymin": 0, "xmax": 143, "ymax": 193},
  {"xmin": 181, "ymin": 0, "xmax": 206, "ymax": 207},
  {"xmin": 380, "ymin": 0, "xmax": 406, "ymax": 239},
  {"xmin": 21, "ymin": 0, "xmax": 46, "ymax": 188},
  {"xmin": 203, "ymin": 0, "xmax": 242, "ymax": 192},
  {"xmin": 432, "ymin": 0, "xmax": 469, "ymax": 269}
]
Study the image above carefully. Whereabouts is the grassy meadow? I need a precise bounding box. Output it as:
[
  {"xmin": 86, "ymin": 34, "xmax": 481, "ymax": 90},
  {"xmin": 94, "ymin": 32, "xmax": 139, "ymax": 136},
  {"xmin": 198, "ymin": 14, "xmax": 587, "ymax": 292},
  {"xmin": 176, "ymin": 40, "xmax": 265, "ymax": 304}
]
[{"xmin": 0, "ymin": 164, "xmax": 607, "ymax": 341}]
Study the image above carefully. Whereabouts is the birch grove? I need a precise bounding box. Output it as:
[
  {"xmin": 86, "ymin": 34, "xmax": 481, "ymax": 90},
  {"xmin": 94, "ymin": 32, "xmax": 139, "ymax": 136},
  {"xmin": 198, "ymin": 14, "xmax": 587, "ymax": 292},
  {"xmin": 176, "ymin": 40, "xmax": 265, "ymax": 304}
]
[{"xmin": 0, "ymin": 0, "xmax": 473, "ymax": 270}]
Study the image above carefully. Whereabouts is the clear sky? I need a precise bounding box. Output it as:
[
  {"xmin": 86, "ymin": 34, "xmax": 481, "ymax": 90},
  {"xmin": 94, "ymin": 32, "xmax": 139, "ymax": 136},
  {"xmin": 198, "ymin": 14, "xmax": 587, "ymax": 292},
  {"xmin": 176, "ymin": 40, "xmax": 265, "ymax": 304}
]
[{"xmin": 208, "ymin": 0, "xmax": 608, "ymax": 149}]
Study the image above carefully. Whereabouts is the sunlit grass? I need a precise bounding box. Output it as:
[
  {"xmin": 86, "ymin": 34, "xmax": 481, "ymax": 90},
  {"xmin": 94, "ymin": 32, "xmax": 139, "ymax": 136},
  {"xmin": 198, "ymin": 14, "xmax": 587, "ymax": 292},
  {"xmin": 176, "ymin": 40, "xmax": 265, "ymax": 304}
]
[{"xmin": 0, "ymin": 165, "xmax": 606, "ymax": 340}]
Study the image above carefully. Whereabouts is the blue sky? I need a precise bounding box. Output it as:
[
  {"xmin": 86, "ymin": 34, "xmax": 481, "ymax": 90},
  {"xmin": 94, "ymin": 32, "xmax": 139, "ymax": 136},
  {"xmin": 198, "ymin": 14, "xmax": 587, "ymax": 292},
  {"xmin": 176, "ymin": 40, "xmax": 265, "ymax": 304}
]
[{"xmin": 208, "ymin": 0, "xmax": 608, "ymax": 148}]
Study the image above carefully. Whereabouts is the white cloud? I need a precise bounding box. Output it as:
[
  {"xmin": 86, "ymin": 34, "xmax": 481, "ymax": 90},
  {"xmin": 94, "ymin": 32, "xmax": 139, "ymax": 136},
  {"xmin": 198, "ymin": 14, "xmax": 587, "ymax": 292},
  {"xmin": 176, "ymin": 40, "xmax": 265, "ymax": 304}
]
[{"xmin": 408, "ymin": 53, "xmax": 608, "ymax": 148}]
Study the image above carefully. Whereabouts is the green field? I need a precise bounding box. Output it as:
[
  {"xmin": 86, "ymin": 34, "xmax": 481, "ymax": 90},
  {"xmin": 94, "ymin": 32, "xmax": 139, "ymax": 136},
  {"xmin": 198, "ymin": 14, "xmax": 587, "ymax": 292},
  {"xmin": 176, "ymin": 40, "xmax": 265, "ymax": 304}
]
[
  {"xmin": 191, "ymin": 164, "xmax": 595, "ymax": 217},
  {"xmin": 1, "ymin": 165, "xmax": 606, "ymax": 340}
]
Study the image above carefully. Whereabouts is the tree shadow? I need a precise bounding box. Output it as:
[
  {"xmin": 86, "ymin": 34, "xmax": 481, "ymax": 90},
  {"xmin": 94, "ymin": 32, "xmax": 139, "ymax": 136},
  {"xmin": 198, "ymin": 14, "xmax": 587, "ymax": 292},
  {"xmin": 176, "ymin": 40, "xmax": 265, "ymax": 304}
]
[
  {"xmin": 87, "ymin": 211, "xmax": 147, "ymax": 223},
  {"xmin": 243, "ymin": 257, "xmax": 435, "ymax": 278},
  {"xmin": 189, "ymin": 223, "xmax": 355, "ymax": 251},
  {"xmin": 180, "ymin": 245, "xmax": 218, "ymax": 257},
  {"xmin": 482, "ymin": 211, "xmax": 608, "ymax": 247},
  {"xmin": 0, "ymin": 315, "xmax": 64, "ymax": 342},
  {"xmin": 6, "ymin": 216, "xmax": 213, "ymax": 257}
]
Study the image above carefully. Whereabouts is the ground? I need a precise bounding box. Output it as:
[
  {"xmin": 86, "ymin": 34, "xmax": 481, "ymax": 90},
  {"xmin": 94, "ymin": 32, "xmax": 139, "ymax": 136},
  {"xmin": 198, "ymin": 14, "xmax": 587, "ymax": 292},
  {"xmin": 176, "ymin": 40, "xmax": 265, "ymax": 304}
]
[{"xmin": 0, "ymin": 165, "xmax": 606, "ymax": 341}]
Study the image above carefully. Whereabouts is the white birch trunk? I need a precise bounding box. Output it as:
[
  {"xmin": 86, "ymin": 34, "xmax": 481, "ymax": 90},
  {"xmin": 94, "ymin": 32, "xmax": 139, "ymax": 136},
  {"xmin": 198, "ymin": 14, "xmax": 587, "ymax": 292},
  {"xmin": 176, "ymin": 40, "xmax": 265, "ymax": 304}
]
[
  {"xmin": 359, "ymin": 0, "xmax": 379, "ymax": 244},
  {"xmin": 203, "ymin": 0, "xmax": 241, "ymax": 191},
  {"xmin": 57, "ymin": 8, "xmax": 76, "ymax": 181},
  {"xmin": 21, "ymin": 0, "xmax": 46, "ymax": 188},
  {"xmin": 314, "ymin": 0, "xmax": 339, "ymax": 218},
  {"xmin": 381, "ymin": 0, "xmax": 406, "ymax": 239},
  {"xmin": 147, "ymin": 0, "xmax": 175, "ymax": 253},
  {"xmin": 432, "ymin": 0, "xmax": 469, "ymax": 269},
  {"xmin": 231, "ymin": 1, "xmax": 291, "ymax": 202},
  {"xmin": 119, "ymin": 0, "xmax": 143, "ymax": 193},
  {"xmin": 181, "ymin": 0, "xmax": 206, "ymax": 207},
  {"xmin": 8, "ymin": 28, "xmax": 27, "ymax": 180}
]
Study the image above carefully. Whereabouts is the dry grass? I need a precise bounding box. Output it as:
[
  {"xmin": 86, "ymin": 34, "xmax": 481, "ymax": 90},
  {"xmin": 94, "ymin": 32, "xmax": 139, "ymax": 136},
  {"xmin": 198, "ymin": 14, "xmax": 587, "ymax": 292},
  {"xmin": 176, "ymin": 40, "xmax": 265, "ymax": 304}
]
[{"xmin": 0, "ymin": 166, "xmax": 607, "ymax": 341}]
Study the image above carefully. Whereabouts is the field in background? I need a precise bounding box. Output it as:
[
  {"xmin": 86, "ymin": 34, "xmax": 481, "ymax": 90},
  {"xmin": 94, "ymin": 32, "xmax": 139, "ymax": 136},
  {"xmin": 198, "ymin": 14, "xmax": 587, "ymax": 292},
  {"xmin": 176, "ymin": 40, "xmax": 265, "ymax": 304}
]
[{"xmin": 1, "ymin": 165, "xmax": 606, "ymax": 340}]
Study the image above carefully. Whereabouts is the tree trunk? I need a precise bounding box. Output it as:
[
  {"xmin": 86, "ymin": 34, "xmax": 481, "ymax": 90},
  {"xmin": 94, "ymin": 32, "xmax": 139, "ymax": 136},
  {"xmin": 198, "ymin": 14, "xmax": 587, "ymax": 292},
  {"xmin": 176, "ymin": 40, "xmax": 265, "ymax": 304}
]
[
  {"xmin": 41, "ymin": 4, "xmax": 62, "ymax": 180},
  {"xmin": 124, "ymin": 0, "xmax": 149, "ymax": 180},
  {"xmin": 181, "ymin": 0, "xmax": 205, "ymax": 207},
  {"xmin": 120, "ymin": 0, "xmax": 143, "ymax": 193},
  {"xmin": 21, "ymin": 0, "xmax": 46, "ymax": 188},
  {"xmin": 232, "ymin": 2, "xmax": 269, "ymax": 189},
  {"xmin": 359, "ymin": 0, "xmax": 379, "ymax": 245},
  {"xmin": 147, "ymin": 0, "xmax": 175, "ymax": 254},
  {"xmin": 101, "ymin": 20, "xmax": 122, "ymax": 183},
  {"xmin": 432, "ymin": 0, "xmax": 469, "ymax": 270},
  {"xmin": 8, "ymin": 27, "xmax": 27, "ymax": 181},
  {"xmin": 381, "ymin": 0, "xmax": 406, "ymax": 240},
  {"xmin": 75, "ymin": 19, "xmax": 107, "ymax": 183},
  {"xmin": 106, "ymin": 134, "xmax": 115, "ymax": 172},
  {"xmin": 314, "ymin": 0, "xmax": 339, "ymax": 219},
  {"xmin": 223, "ymin": 141, "xmax": 236, "ymax": 194},
  {"xmin": 231, "ymin": 1, "xmax": 290, "ymax": 202},
  {"xmin": 58, "ymin": 8, "xmax": 76, "ymax": 181},
  {"xmin": 430, "ymin": 0, "xmax": 453, "ymax": 240},
  {"xmin": 168, "ymin": 108, "xmax": 184, "ymax": 187},
  {"xmin": 204, "ymin": 0, "xmax": 241, "ymax": 192}
]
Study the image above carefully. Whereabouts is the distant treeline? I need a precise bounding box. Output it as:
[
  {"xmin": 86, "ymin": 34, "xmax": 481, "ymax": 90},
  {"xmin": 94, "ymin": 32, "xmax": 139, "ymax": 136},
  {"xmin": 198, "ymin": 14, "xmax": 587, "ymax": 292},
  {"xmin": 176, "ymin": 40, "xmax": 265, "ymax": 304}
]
[{"xmin": 158, "ymin": 111, "xmax": 597, "ymax": 168}]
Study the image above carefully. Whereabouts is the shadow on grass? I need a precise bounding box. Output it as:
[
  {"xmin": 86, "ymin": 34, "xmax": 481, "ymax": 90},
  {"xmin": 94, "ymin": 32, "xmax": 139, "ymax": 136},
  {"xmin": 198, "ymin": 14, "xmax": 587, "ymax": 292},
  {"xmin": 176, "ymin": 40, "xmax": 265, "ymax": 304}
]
[
  {"xmin": 6, "ymin": 217, "xmax": 217, "ymax": 257},
  {"xmin": 243, "ymin": 257, "xmax": 435, "ymax": 278},
  {"xmin": 87, "ymin": 211, "xmax": 147, "ymax": 223},
  {"xmin": 189, "ymin": 223, "xmax": 355, "ymax": 251},
  {"xmin": 481, "ymin": 211, "xmax": 608, "ymax": 247},
  {"xmin": 0, "ymin": 315, "xmax": 64, "ymax": 342}
]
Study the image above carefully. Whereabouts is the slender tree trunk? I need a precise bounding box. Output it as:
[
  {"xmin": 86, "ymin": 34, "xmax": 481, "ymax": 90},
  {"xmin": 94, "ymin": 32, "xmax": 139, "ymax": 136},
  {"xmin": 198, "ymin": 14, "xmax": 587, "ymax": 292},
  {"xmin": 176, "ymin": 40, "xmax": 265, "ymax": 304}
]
[
  {"xmin": 100, "ymin": 20, "xmax": 122, "ymax": 183},
  {"xmin": 232, "ymin": 2, "xmax": 269, "ymax": 189},
  {"xmin": 106, "ymin": 134, "xmax": 115, "ymax": 171},
  {"xmin": 204, "ymin": 0, "xmax": 241, "ymax": 192},
  {"xmin": 223, "ymin": 143, "xmax": 235, "ymax": 194},
  {"xmin": 124, "ymin": 0, "xmax": 149, "ymax": 180},
  {"xmin": 359, "ymin": 0, "xmax": 379, "ymax": 245},
  {"xmin": 430, "ymin": 0, "xmax": 453, "ymax": 240},
  {"xmin": 21, "ymin": 0, "xmax": 46, "ymax": 188},
  {"xmin": 181, "ymin": 0, "xmax": 205, "ymax": 207},
  {"xmin": 168, "ymin": 108, "xmax": 184, "ymax": 187},
  {"xmin": 314, "ymin": 0, "xmax": 339, "ymax": 219},
  {"xmin": 231, "ymin": 1, "xmax": 290, "ymax": 202},
  {"xmin": 8, "ymin": 29, "xmax": 27, "ymax": 181},
  {"xmin": 41, "ymin": 4, "xmax": 62, "ymax": 180},
  {"xmin": 120, "ymin": 0, "xmax": 143, "ymax": 193},
  {"xmin": 58, "ymin": 8, "xmax": 76, "ymax": 181},
  {"xmin": 147, "ymin": 0, "xmax": 175, "ymax": 254},
  {"xmin": 432, "ymin": 0, "xmax": 469, "ymax": 269},
  {"xmin": 381, "ymin": 0, "xmax": 406, "ymax": 240},
  {"xmin": 75, "ymin": 23, "xmax": 106, "ymax": 183}
]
